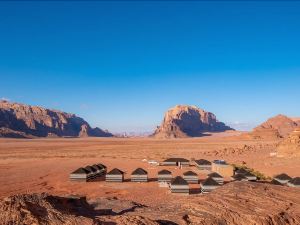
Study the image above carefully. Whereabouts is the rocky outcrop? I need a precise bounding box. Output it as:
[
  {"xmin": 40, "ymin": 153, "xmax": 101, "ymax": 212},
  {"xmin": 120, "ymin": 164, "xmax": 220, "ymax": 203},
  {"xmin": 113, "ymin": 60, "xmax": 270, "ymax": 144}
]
[
  {"xmin": 0, "ymin": 193, "xmax": 161, "ymax": 225},
  {"xmin": 249, "ymin": 128, "xmax": 282, "ymax": 140},
  {"xmin": 182, "ymin": 181, "xmax": 300, "ymax": 225},
  {"xmin": 152, "ymin": 105, "xmax": 233, "ymax": 138},
  {"xmin": 277, "ymin": 128, "xmax": 300, "ymax": 157},
  {"xmin": 0, "ymin": 194, "xmax": 96, "ymax": 225},
  {"xmin": 1, "ymin": 182, "xmax": 300, "ymax": 225},
  {"xmin": 0, "ymin": 127, "xmax": 31, "ymax": 138},
  {"xmin": 0, "ymin": 101, "xmax": 113, "ymax": 138},
  {"xmin": 250, "ymin": 114, "xmax": 299, "ymax": 139}
]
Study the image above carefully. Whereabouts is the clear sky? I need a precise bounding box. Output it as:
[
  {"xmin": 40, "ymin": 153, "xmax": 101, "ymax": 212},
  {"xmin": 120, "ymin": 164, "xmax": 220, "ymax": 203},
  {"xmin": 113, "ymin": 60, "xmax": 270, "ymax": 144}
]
[{"xmin": 0, "ymin": 1, "xmax": 300, "ymax": 133}]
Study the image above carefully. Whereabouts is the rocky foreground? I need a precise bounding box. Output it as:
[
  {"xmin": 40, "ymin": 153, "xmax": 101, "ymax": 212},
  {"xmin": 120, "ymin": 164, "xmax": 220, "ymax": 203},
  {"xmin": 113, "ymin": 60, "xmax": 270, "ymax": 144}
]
[
  {"xmin": 1, "ymin": 182, "xmax": 300, "ymax": 225},
  {"xmin": 153, "ymin": 105, "xmax": 233, "ymax": 138},
  {"xmin": 0, "ymin": 101, "xmax": 113, "ymax": 138}
]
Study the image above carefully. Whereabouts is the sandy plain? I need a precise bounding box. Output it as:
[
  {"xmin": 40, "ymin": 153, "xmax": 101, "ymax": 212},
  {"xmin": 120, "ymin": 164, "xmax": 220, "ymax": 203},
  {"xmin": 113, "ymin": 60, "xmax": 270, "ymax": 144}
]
[
  {"xmin": 1, "ymin": 133, "xmax": 300, "ymax": 201},
  {"xmin": 1, "ymin": 134, "xmax": 300, "ymax": 224}
]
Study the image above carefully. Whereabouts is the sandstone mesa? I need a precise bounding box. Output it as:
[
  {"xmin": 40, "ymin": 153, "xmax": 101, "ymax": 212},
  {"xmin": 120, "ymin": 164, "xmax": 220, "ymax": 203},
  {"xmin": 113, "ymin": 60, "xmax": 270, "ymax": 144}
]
[{"xmin": 153, "ymin": 105, "xmax": 233, "ymax": 138}]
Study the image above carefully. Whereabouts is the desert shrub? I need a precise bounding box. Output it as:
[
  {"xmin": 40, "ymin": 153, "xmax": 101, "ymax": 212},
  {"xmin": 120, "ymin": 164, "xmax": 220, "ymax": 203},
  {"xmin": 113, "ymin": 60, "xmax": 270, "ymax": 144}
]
[{"xmin": 231, "ymin": 164, "xmax": 271, "ymax": 181}]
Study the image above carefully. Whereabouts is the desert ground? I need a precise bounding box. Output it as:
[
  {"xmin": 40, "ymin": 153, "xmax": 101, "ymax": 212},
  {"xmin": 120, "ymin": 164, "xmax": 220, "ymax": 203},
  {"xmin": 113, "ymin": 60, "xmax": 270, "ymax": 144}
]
[{"xmin": 1, "ymin": 134, "xmax": 300, "ymax": 224}]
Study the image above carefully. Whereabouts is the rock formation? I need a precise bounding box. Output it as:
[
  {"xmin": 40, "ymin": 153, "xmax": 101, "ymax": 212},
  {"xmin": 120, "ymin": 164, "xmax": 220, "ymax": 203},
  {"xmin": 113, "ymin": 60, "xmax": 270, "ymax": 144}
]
[
  {"xmin": 152, "ymin": 105, "xmax": 233, "ymax": 138},
  {"xmin": 0, "ymin": 193, "xmax": 96, "ymax": 225},
  {"xmin": 250, "ymin": 114, "xmax": 299, "ymax": 139},
  {"xmin": 0, "ymin": 100, "xmax": 113, "ymax": 138},
  {"xmin": 181, "ymin": 181, "xmax": 300, "ymax": 225},
  {"xmin": 0, "ymin": 193, "xmax": 158, "ymax": 225},
  {"xmin": 1, "ymin": 182, "xmax": 300, "ymax": 225},
  {"xmin": 277, "ymin": 128, "xmax": 300, "ymax": 157}
]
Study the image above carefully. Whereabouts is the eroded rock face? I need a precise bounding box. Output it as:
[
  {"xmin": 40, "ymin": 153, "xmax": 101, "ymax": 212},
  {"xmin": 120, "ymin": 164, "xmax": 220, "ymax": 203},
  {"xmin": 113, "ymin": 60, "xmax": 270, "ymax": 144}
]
[
  {"xmin": 0, "ymin": 193, "xmax": 96, "ymax": 225},
  {"xmin": 0, "ymin": 101, "xmax": 113, "ymax": 138},
  {"xmin": 277, "ymin": 129, "xmax": 300, "ymax": 157},
  {"xmin": 1, "ymin": 182, "xmax": 300, "ymax": 225},
  {"xmin": 153, "ymin": 105, "xmax": 233, "ymax": 138},
  {"xmin": 181, "ymin": 182, "xmax": 300, "ymax": 225},
  {"xmin": 0, "ymin": 193, "xmax": 160, "ymax": 225}
]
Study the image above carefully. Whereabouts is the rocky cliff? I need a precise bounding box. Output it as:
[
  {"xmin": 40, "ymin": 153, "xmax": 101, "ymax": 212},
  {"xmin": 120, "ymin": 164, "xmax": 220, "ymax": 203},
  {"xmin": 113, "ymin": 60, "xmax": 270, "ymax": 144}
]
[
  {"xmin": 0, "ymin": 101, "xmax": 113, "ymax": 138},
  {"xmin": 152, "ymin": 105, "xmax": 233, "ymax": 138},
  {"xmin": 250, "ymin": 114, "xmax": 299, "ymax": 139},
  {"xmin": 277, "ymin": 128, "xmax": 300, "ymax": 157}
]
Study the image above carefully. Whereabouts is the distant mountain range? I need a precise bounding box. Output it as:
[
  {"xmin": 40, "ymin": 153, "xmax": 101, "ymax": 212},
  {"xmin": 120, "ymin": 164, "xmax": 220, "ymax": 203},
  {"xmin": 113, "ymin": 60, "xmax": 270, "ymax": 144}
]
[
  {"xmin": 0, "ymin": 101, "xmax": 113, "ymax": 138},
  {"xmin": 1, "ymin": 100, "xmax": 300, "ymax": 140}
]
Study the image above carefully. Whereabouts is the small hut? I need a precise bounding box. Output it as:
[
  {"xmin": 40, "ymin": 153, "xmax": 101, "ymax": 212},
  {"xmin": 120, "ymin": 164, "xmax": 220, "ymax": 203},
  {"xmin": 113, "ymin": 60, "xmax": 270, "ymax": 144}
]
[
  {"xmin": 208, "ymin": 172, "xmax": 224, "ymax": 184},
  {"xmin": 162, "ymin": 158, "xmax": 190, "ymax": 167},
  {"xmin": 273, "ymin": 173, "xmax": 292, "ymax": 184},
  {"xmin": 106, "ymin": 168, "xmax": 124, "ymax": 182},
  {"xmin": 287, "ymin": 177, "xmax": 300, "ymax": 188},
  {"xmin": 243, "ymin": 171, "xmax": 257, "ymax": 181},
  {"xmin": 200, "ymin": 177, "xmax": 220, "ymax": 193},
  {"xmin": 195, "ymin": 159, "xmax": 212, "ymax": 170},
  {"xmin": 232, "ymin": 173, "xmax": 248, "ymax": 181},
  {"xmin": 170, "ymin": 176, "xmax": 189, "ymax": 194},
  {"xmin": 158, "ymin": 169, "xmax": 172, "ymax": 183},
  {"xmin": 271, "ymin": 179, "xmax": 283, "ymax": 185},
  {"xmin": 183, "ymin": 171, "xmax": 199, "ymax": 183},
  {"xmin": 234, "ymin": 168, "xmax": 248, "ymax": 175},
  {"xmin": 69, "ymin": 167, "xmax": 90, "ymax": 181},
  {"xmin": 131, "ymin": 168, "xmax": 148, "ymax": 182}
]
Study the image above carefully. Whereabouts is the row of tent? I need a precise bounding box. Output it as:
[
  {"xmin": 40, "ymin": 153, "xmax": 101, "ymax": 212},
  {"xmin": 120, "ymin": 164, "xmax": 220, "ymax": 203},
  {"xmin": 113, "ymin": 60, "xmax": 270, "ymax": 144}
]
[
  {"xmin": 234, "ymin": 168, "xmax": 300, "ymax": 187},
  {"xmin": 70, "ymin": 165, "xmax": 226, "ymax": 186},
  {"xmin": 70, "ymin": 165, "xmax": 300, "ymax": 194},
  {"xmin": 69, "ymin": 164, "xmax": 107, "ymax": 181},
  {"xmin": 162, "ymin": 158, "xmax": 228, "ymax": 169},
  {"xmin": 232, "ymin": 168, "xmax": 257, "ymax": 181},
  {"xmin": 105, "ymin": 168, "xmax": 225, "ymax": 194},
  {"xmin": 70, "ymin": 165, "xmax": 244, "ymax": 194},
  {"xmin": 271, "ymin": 173, "xmax": 300, "ymax": 187},
  {"xmin": 171, "ymin": 176, "xmax": 221, "ymax": 194}
]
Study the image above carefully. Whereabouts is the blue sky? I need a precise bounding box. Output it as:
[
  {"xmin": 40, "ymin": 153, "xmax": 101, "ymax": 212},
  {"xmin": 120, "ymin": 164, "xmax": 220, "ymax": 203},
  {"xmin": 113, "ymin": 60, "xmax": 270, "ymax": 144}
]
[{"xmin": 0, "ymin": 1, "xmax": 300, "ymax": 133}]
